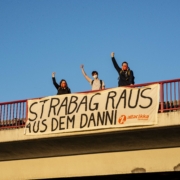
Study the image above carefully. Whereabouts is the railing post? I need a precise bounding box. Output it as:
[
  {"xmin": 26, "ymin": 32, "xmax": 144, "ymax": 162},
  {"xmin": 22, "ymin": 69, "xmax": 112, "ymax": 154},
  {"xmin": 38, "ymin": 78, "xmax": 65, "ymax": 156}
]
[
  {"xmin": 26, "ymin": 100, "xmax": 28, "ymax": 124},
  {"xmin": 160, "ymin": 83, "xmax": 164, "ymax": 113}
]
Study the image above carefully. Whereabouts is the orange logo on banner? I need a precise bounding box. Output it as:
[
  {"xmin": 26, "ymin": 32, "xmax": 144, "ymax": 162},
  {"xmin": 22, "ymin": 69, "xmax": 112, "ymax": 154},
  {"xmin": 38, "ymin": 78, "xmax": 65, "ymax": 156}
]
[
  {"xmin": 118, "ymin": 114, "xmax": 149, "ymax": 124},
  {"xmin": 118, "ymin": 115, "xmax": 126, "ymax": 124}
]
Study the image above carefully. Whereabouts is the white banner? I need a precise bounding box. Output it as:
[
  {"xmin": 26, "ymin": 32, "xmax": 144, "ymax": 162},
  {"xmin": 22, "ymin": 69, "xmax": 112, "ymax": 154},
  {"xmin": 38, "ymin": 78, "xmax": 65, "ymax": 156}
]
[{"xmin": 24, "ymin": 84, "xmax": 160, "ymax": 135}]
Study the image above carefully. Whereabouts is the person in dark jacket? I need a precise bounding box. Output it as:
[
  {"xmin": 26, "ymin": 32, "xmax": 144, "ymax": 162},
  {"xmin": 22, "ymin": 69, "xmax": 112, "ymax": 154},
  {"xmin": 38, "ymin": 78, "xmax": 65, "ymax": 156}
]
[
  {"xmin": 111, "ymin": 52, "xmax": 135, "ymax": 87},
  {"xmin": 52, "ymin": 72, "xmax": 71, "ymax": 95}
]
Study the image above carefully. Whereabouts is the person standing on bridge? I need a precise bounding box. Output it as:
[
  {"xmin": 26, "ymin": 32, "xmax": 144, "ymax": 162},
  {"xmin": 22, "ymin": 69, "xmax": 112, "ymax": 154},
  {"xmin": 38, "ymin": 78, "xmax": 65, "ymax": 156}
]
[
  {"xmin": 52, "ymin": 72, "xmax": 71, "ymax": 95},
  {"xmin": 111, "ymin": 52, "xmax": 135, "ymax": 87},
  {"xmin": 80, "ymin": 65, "xmax": 105, "ymax": 90}
]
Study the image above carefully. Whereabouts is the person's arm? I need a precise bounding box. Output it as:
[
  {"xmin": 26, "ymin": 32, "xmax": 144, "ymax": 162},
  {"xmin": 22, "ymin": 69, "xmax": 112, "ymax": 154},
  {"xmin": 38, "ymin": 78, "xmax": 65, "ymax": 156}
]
[
  {"xmin": 80, "ymin": 65, "xmax": 92, "ymax": 83},
  {"xmin": 111, "ymin": 52, "xmax": 121, "ymax": 73},
  {"xmin": 52, "ymin": 72, "xmax": 59, "ymax": 90},
  {"xmin": 68, "ymin": 88, "xmax": 71, "ymax": 93},
  {"xmin": 129, "ymin": 70, "xmax": 134, "ymax": 85},
  {"xmin": 102, "ymin": 81, "xmax": 105, "ymax": 89}
]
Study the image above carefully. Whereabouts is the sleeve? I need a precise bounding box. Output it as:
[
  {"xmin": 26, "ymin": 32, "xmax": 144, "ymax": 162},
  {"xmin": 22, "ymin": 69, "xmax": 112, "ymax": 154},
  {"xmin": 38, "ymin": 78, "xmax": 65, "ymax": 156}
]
[
  {"xmin": 89, "ymin": 79, "xmax": 93, "ymax": 86},
  {"xmin": 68, "ymin": 88, "xmax": 71, "ymax": 93},
  {"xmin": 129, "ymin": 70, "xmax": 134, "ymax": 84},
  {"xmin": 111, "ymin": 57, "xmax": 121, "ymax": 73},
  {"xmin": 52, "ymin": 77, "xmax": 59, "ymax": 90},
  {"xmin": 102, "ymin": 80, "xmax": 105, "ymax": 87}
]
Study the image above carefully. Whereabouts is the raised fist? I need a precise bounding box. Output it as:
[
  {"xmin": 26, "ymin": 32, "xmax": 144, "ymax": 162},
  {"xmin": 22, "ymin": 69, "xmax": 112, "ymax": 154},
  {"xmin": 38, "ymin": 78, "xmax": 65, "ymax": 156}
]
[
  {"xmin": 52, "ymin": 72, "xmax": 56, "ymax": 77},
  {"xmin": 80, "ymin": 64, "xmax": 84, "ymax": 69},
  {"xmin": 111, "ymin": 52, "xmax": 115, "ymax": 57}
]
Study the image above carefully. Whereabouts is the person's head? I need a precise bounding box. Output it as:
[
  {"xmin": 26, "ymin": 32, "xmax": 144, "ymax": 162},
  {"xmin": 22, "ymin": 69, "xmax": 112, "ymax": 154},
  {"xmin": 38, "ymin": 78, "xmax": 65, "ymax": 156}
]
[
  {"xmin": 59, "ymin": 79, "xmax": 68, "ymax": 88},
  {"xmin": 92, "ymin": 71, "xmax": 98, "ymax": 79},
  {"xmin": 122, "ymin": 61, "xmax": 128, "ymax": 71}
]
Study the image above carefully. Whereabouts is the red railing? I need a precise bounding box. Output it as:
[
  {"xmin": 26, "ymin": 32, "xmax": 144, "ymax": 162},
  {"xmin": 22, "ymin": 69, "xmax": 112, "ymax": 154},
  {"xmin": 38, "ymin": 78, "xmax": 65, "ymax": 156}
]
[
  {"xmin": 0, "ymin": 99, "xmax": 27, "ymax": 129},
  {"xmin": 0, "ymin": 78, "xmax": 180, "ymax": 130}
]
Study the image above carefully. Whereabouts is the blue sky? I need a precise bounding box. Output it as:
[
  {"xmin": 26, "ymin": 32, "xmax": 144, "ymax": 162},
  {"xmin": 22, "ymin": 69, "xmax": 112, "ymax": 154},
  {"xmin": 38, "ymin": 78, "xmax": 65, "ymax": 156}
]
[{"xmin": 1, "ymin": 0, "xmax": 180, "ymax": 102}]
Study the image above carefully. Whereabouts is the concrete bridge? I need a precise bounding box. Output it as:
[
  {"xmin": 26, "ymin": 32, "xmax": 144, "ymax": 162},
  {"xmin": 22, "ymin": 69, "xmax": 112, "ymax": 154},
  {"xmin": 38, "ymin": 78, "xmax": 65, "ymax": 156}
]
[{"xmin": 0, "ymin": 79, "xmax": 180, "ymax": 179}]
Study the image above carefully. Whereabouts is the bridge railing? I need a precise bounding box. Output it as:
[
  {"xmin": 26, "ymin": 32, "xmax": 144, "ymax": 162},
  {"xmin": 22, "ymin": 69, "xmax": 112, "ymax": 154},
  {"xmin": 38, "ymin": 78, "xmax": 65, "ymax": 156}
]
[
  {"xmin": 0, "ymin": 100, "xmax": 27, "ymax": 129},
  {"xmin": 0, "ymin": 78, "xmax": 180, "ymax": 130}
]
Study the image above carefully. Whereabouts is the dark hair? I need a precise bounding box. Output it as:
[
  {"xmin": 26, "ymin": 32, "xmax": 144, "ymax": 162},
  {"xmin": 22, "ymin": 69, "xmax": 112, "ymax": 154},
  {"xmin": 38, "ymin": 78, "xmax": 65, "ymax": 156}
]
[
  {"xmin": 91, "ymin": 71, "xmax": 98, "ymax": 76},
  {"xmin": 59, "ymin": 79, "xmax": 69, "ymax": 87},
  {"xmin": 122, "ymin": 61, "xmax": 128, "ymax": 66}
]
